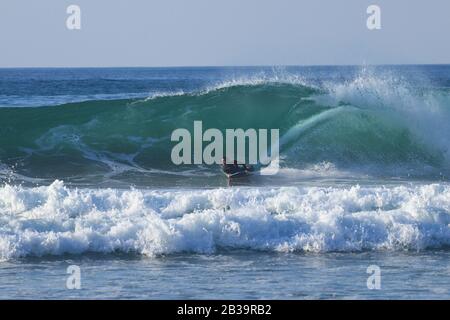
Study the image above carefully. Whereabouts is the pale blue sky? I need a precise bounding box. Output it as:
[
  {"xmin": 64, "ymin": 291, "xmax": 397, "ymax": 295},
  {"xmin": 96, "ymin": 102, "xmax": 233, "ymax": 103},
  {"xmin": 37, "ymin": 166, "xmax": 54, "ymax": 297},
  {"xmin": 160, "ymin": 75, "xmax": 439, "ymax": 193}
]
[{"xmin": 0, "ymin": 0, "xmax": 449, "ymax": 67}]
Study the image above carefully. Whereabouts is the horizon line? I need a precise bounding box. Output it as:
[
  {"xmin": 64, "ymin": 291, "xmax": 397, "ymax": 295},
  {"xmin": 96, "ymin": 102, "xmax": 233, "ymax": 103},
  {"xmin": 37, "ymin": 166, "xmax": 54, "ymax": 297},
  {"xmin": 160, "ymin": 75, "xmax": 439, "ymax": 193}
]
[{"xmin": 0, "ymin": 62, "xmax": 449, "ymax": 69}]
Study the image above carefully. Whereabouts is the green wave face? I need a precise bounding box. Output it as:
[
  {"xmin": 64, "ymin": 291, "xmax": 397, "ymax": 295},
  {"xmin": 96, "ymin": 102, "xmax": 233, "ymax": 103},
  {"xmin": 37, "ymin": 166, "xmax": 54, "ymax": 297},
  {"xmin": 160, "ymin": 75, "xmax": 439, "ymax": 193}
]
[{"xmin": 0, "ymin": 82, "xmax": 449, "ymax": 184}]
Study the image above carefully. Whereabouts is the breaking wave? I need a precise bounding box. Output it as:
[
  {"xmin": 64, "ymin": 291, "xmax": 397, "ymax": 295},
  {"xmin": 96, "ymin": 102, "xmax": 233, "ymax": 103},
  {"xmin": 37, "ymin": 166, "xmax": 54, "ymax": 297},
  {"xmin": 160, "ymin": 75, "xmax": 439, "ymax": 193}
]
[
  {"xmin": 1, "ymin": 69, "xmax": 450, "ymax": 184},
  {"xmin": 1, "ymin": 181, "xmax": 450, "ymax": 260}
]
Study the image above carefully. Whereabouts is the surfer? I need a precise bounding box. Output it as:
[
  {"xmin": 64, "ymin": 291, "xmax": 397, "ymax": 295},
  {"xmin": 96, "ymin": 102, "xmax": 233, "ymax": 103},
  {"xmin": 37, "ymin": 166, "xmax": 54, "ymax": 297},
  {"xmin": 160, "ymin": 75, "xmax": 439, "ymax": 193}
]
[
  {"xmin": 233, "ymin": 159, "xmax": 253, "ymax": 172},
  {"xmin": 221, "ymin": 157, "xmax": 253, "ymax": 178},
  {"xmin": 221, "ymin": 157, "xmax": 236, "ymax": 175}
]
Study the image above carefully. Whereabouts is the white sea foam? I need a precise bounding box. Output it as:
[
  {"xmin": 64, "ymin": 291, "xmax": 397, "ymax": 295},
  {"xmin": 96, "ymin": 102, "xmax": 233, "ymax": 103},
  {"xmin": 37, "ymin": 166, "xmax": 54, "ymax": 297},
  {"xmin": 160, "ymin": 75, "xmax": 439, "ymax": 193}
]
[
  {"xmin": 206, "ymin": 72, "xmax": 311, "ymax": 91},
  {"xmin": 1, "ymin": 181, "xmax": 450, "ymax": 260}
]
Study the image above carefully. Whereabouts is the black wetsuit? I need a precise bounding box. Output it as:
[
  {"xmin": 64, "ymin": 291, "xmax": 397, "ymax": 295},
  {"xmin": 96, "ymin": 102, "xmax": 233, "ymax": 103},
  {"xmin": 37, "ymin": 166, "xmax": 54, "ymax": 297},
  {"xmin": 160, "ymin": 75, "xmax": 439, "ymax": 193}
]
[{"xmin": 222, "ymin": 164, "xmax": 244, "ymax": 175}]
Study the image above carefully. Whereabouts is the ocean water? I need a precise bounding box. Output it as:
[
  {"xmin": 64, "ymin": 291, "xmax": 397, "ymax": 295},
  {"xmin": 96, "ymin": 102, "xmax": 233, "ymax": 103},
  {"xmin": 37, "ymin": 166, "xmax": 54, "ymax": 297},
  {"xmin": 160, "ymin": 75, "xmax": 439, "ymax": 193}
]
[{"xmin": 1, "ymin": 65, "xmax": 450, "ymax": 299}]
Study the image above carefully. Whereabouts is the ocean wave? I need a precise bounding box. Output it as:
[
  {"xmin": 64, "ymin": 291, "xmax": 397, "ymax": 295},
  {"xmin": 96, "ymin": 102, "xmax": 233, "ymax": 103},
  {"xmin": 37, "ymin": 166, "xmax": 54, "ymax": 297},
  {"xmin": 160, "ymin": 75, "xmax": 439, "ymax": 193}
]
[
  {"xmin": 139, "ymin": 72, "xmax": 312, "ymax": 101},
  {"xmin": 1, "ymin": 70, "xmax": 450, "ymax": 183},
  {"xmin": 1, "ymin": 181, "xmax": 450, "ymax": 260}
]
